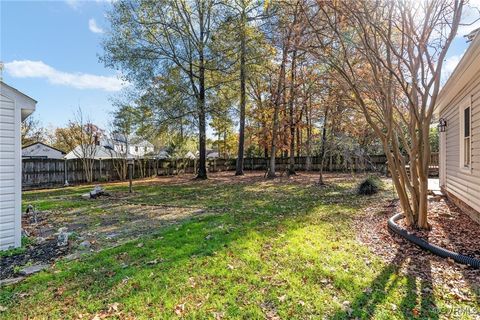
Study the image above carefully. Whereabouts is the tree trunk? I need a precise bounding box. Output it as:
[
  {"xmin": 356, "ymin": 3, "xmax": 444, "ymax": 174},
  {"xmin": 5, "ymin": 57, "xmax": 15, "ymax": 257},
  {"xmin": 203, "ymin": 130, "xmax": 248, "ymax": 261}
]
[
  {"xmin": 197, "ymin": 12, "xmax": 207, "ymax": 180},
  {"xmin": 197, "ymin": 93, "xmax": 207, "ymax": 179},
  {"xmin": 296, "ymin": 126, "xmax": 301, "ymax": 157},
  {"xmin": 236, "ymin": 9, "xmax": 247, "ymax": 176},
  {"xmin": 288, "ymin": 49, "xmax": 297, "ymax": 175},
  {"xmin": 267, "ymin": 45, "xmax": 288, "ymax": 178},
  {"xmin": 305, "ymin": 95, "xmax": 312, "ymax": 171},
  {"xmin": 223, "ymin": 131, "xmax": 227, "ymax": 159},
  {"xmin": 268, "ymin": 100, "xmax": 280, "ymax": 178},
  {"xmin": 318, "ymin": 105, "xmax": 330, "ymax": 185}
]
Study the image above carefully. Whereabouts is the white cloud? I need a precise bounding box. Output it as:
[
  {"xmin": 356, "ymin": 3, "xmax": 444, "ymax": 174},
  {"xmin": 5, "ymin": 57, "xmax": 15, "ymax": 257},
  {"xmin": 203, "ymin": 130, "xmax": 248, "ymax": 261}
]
[
  {"xmin": 88, "ymin": 18, "xmax": 104, "ymax": 34},
  {"xmin": 444, "ymin": 54, "xmax": 462, "ymax": 75},
  {"xmin": 4, "ymin": 60, "xmax": 126, "ymax": 92},
  {"xmin": 66, "ymin": 0, "xmax": 115, "ymax": 10},
  {"xmin": 65, "ymin": 0, "xmax": 80, "ymax": 10},
  {"xmin": 441, "ymin": 52, "xmax": 466, "ymax": 85}
]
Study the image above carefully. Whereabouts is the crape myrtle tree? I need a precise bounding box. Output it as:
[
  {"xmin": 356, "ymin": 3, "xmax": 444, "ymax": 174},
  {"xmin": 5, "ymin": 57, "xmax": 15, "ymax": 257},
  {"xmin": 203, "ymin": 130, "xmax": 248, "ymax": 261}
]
[
  {"xmin": 102, "ymin": 0, "xmax": 225, "ymax": 179},
  {"xmin": 303, "ymin": 0, "xmax": 463, "ymax": 228},
  {"xmin": 109, "ymin": 102, "xmax": 139, "ymax": 180},
  {"xmin": 58, "ymin": 108, "xmax": 100, "ymax": 183}
]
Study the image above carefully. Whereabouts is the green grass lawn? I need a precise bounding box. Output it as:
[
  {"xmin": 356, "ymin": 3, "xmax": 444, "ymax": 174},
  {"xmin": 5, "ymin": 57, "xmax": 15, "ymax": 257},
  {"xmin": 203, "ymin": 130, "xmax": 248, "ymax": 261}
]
[{"xmin": 1, "ymin": 173, "xmax": 478, "ymax": 319}]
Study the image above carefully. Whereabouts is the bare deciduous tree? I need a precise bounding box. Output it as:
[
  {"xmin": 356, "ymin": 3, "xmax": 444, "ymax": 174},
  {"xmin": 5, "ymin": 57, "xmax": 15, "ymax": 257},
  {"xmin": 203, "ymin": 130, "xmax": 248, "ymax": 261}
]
[
  {"xmin": 303, "ymin": 0, "xmax": 463, "ymax": 228},
  {"xmin": 61, "ymin": 108, "xmax": 99, "ymax": 183}
]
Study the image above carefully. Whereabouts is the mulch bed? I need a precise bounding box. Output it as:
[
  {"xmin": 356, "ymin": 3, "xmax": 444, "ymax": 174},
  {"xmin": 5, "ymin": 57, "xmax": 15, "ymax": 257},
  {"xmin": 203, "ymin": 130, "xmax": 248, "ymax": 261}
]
[
  {"xmin": 0, "ymin": 211, "xmax": 72, "ymax": 280},
  {"xmin": 355, "ymin": 195, "xmax": 480, "ymax": 301},
  {"xmin": 396, "ymin": 197, "xmax": 480, "ymax": 260}
]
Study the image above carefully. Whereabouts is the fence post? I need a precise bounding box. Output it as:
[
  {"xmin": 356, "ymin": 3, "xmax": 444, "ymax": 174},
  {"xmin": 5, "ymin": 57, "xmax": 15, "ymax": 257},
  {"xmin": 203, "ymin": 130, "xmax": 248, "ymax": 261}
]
[
  {"xmin": 64, "ymin": 159, "xmax": 69, "ymax": 186},
  {"xmin": 128, "ymin": 158, "xmax": 133, "ymax": 193}
]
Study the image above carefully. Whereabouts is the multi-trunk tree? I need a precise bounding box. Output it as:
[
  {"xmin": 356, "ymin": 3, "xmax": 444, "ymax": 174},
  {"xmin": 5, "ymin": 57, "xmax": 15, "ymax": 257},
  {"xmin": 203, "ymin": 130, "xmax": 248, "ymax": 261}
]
[
  {"xmin": 303, "ymin": 0, "xmax": 463, "ymax": 228},
  {"xmin": 57, "ymin": 108, "xmax": 100, "ymax": 183}
]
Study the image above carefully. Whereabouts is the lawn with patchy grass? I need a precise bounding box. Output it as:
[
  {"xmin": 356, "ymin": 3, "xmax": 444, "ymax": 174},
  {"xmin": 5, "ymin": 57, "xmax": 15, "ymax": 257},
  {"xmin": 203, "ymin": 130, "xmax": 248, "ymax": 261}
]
[{"xmin": 0, "ymin": 172, "xmax": 478, "ymax": 319}]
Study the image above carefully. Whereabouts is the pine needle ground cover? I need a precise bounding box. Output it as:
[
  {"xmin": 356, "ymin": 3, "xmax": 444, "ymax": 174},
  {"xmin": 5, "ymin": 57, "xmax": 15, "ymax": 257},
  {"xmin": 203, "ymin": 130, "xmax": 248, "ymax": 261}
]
[{"xmin": 0, "ymin": 172, "xmax": 478, "ymax": 319}]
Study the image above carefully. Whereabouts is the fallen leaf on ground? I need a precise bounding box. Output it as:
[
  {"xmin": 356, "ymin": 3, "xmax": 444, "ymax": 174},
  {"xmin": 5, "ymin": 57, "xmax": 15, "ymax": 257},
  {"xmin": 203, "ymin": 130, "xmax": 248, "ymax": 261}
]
[
  {"xmin": 174, "ymin": 303, "xmax": 185, "ymax": 316},
  {"xmin": 108, "ymin": 302, "xmax": 120, "ymax": 313}
]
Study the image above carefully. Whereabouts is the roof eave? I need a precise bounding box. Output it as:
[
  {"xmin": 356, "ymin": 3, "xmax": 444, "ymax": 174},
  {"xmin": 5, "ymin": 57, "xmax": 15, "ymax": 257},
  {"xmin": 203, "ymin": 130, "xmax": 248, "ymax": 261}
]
[{"xmin": 435, "ymin": 32, "xmax": 480, "ymax": 116}]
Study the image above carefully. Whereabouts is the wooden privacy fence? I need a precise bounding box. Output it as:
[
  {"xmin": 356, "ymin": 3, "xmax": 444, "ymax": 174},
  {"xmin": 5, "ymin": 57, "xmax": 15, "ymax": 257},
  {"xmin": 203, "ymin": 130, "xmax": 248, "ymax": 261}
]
[
  {"xmin": 22, "ymin": 153, "xmax": 439, "ymax": 189},
  {"xmin": 22, "ymin": 158, "xmax": 158, "ymax": 190}
]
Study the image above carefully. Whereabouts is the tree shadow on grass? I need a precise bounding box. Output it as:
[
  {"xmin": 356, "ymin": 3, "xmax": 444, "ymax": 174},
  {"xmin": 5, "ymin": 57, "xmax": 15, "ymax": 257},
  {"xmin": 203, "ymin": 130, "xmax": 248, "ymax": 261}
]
[
  {"xmin": 331, "ymin": 249, "xmax": 439, "ymax": 320},
  {"xmin": 6, "ymin": 180, "xmax": 362, "ymax": 316}
]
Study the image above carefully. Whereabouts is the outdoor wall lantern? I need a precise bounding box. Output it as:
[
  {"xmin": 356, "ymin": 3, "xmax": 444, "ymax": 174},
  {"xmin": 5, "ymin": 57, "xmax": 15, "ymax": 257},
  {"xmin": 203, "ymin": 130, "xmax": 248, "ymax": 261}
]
[{"xmin": 438, "ymin": 118, "xmax": 447, "ymax": 132}]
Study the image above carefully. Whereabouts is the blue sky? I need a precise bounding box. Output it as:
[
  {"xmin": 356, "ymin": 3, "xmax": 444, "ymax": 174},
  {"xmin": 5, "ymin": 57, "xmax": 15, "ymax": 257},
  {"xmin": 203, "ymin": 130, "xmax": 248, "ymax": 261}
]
[
  {"xmin": 1, "ymin": 0, "xmax": 122, "ymax": 130},
  {"xmin": 1, "ymin": 0, "xmax": 480, "ymax": 131}
]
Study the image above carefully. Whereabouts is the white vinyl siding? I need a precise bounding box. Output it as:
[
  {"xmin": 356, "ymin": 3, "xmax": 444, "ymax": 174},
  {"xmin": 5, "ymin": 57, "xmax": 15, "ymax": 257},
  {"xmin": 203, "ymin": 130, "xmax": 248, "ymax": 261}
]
[
  {"xmin": 0, "ymin": 94, "xmax": 18, "ymax": 250},
  {"xmin": 0, "ymin": 83, "xmax": 35, "ymax": 251},
  {"xmin": 440, "ymin": 73, "xmax": 480, "ymax": 213}
]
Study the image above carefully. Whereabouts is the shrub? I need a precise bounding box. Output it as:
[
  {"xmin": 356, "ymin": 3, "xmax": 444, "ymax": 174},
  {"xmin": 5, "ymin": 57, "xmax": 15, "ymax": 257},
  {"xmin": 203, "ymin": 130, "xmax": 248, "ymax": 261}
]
[{"xmin": 357, "ymin": 175, "xmax": 383, "ymax": 195}]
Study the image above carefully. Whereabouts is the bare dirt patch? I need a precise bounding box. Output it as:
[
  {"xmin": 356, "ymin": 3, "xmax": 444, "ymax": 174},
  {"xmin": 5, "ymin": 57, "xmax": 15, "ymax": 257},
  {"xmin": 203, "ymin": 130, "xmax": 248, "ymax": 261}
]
[
  {"xmin": 0, "ymin": 240, "xmax": 68, "ymax": 280},
  {"xmin": 2, "ymin": 193, "xmax": 211, "ymax": 281},
  {"xmin": 27, "ymin": 202, "xmax": 210, "ymax": 249}
]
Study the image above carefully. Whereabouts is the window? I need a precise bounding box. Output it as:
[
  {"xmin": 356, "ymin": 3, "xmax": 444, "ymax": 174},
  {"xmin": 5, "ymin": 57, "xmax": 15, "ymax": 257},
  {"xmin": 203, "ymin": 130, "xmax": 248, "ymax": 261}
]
[
  {"xmin": 144, "ymin": 146, "xmax": 147, "ymax": 152},
  {"xmin": 135, "ymin": 146, "xmax": 139, "ymax": 152},
  {"xmin": 464, "ymin": 106, "xmax": 471, "ymax": 167},
  {"xmin": 459, "ymin": 96, "xmax": 472, "ymax": 169}
]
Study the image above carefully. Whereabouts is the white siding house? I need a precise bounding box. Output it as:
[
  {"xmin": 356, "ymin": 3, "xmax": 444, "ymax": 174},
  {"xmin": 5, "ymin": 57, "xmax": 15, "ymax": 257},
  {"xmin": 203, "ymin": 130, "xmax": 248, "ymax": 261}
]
[
  {"xmin": 22, "ymin": 142, "xmax": 65, "ymax": 159},
  {"xmin": 64, "ymin": 145, "xmax": 125, "ymax": 160},
  {"xmin": 0, "ymin": 82, "xmax": 36, "ymax": 250},
  {"xmin": 103, "ymin": 134, "xmax": 154, "ymax": 158},
  {"xmin": 435, "ymin": 30, "xmax": 480, "ymax": 223}
]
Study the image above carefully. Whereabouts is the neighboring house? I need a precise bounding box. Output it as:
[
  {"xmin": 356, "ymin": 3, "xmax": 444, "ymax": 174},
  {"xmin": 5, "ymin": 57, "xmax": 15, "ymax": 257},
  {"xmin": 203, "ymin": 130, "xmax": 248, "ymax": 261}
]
[
  {"xmin": 207, "ymin": 151, "xmax": 220, "ymax": 159},
  {"xmin": 22, "ymin": 142, "xmax": 65, "ymax": 159},
  {"xmin": 0, "ymin": 82, "xmax": 36, "ymax": 250},
  {"xmin": 184, "ymin": 151, "xmax": 196, "ymax": 160},
  {"xmin": 183, "ymin": 150, "xmax": 220, "ymax": 159},
  {"xmin": 435, "ymin": 29, "xmax": 480, "ymax": 223},
  {"xmin": 102, "ymin": 133, "xmax": 154, "ymax": 157},
  {"xmin": 157, "ymin": 148, "xmax": 170, "ymax": 159},
  {"xmin": 64, "ymin": 145, "xmax": 126, "ymax": 160}
]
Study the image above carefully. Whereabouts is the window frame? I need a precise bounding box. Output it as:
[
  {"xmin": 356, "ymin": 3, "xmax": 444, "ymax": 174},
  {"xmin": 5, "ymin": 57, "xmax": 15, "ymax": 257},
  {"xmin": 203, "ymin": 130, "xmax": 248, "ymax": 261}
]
[{"xmin": 459, "ymin": 96, "xmax": 472, "ymax": 172}]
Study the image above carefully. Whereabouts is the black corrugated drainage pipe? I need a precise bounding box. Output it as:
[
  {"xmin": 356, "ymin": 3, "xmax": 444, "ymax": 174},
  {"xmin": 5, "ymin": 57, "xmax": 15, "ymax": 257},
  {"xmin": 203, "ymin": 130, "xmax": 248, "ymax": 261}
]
[{"xmin": 388, "ymin": 213, "xmax": 480, "ymax": 269}]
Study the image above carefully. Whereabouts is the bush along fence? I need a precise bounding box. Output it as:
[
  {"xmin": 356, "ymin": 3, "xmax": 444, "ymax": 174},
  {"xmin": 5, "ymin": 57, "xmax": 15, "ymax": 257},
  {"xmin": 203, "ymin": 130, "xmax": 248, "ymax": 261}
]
[{"xmin": 22, "ymin": 153, "xmax": 438, "ymax": 189}]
